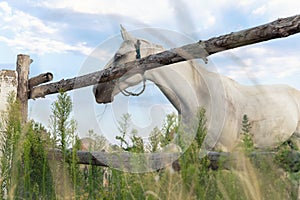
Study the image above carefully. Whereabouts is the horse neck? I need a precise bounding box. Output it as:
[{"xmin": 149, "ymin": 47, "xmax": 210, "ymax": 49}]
[
  {"xmin": 145, "ymin": 60, "xmax": 230, "ymax": 150},
  {"xmin": 145, "ymin": 60, "xmax": 211, "ymax": 115}
]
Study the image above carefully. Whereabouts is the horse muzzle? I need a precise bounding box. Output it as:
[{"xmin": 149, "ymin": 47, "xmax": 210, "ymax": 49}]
[{"xmin": 93, "ymin": 81, "xmax": 116, "ymax": 104}]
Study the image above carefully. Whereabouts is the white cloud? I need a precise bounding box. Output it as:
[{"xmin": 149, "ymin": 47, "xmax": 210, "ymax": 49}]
[
  {"xmin": 0, "ymin": 2, "xmax": 57, "ymax": 34},
  {"xmin": 37, "ymin": 0, "xmax": 236, "ymax": 32},
  {"xmin": 39, "ymin": 0, "xmax": 173, "ymax": 24},
  {"xmin": 265, "ymin": 56, "xmax": 300, "ymax": 78},
  {"xmin": 252, "ymin": 5, "xmax": 267, "ymax": 15},
  {"xmin": 251, "ymin": 0, "xmax": 300, "ymax": 18},
  {"xmin": 0, "ymin": 1, "xmax": 92, "ymax": 55},
  {"xmin": 0, "ymin": 33, "xmax": 93, "ymax": 55},
  {"xmin": 237, "ymin": 0, "xmax": 256, "ymax": 7},
  {"xmin": 218, "ymin": 46, "xmax": 300, "ymax": 86},
  {"xmin": 0, "ymin": 1, "xmax": 11, "ymax": 15},
  {"xmin": 178, "ymin": 1, "xmax": 230, "ymax": 31}
]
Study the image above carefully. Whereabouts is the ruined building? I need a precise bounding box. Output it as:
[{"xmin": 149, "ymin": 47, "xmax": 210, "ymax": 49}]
[{"xmin": 0, "ymin": 69, "xmax": 17, "ymax": 113}]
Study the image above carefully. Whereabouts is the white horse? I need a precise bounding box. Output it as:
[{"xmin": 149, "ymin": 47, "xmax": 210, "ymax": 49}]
[{"xmin": 93, "ymin": 26, "xmax": 300, "ymax": 151}]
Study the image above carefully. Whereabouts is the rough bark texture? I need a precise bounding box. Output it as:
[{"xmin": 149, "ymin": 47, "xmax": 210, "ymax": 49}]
[
  {"xmin": 203, "ymin": 16, "xmax": 300, "ymax": 54},
  {"xmin": 28, "ymin": 72, "xmax": 53, "ymax": 88},
  {"xmin": 16, "ymin": 54, "xmax": 32, "ymax": 123},
  {"xmin": 48, "ymin": 149, "xmax": 180, "ymax": 171},
  {"xmin": 48, "ymin": 149, "xmax": 275, "ymax": 171},
  {"xmin": 29, "ymin": 15, "xmax": 300, "ymax": 99}
]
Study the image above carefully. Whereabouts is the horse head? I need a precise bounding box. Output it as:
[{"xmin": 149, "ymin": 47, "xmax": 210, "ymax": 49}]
[{"xmin": 93, "ymin": 26, "xmax": 164, "ymax": 104}]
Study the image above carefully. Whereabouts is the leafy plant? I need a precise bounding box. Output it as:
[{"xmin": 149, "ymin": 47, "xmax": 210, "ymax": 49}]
[
  {"xmin": 241, "ymin": 114, "xmax": 254, "ymax": 153},
  {"xmin": 0, "ymin": 93, "xmax": 56, "ymax": 199},
  {"xmin": 275, "ymin": 138, "xmax": 300, "ymax": 187},
  {"xmin": 19, "ymin": 122, "xmax": 56, "ymax": 199},
  {"xmin": 0, "ymin": 92, "xmax": 22, "ymax": 199},
  {"xmin": 147, "ymin": 127, "xmax": 162, "ymax": 152},
  {"xmin": 115, "ymin": 113, "xmax": 143, "ymax": 152},
  {"xmin": 161, "ymin": 113, "xmax": 178, "ymax": 147},
  {"xmin": 49, "ymin": 91, "xmax": 81, "ymax": 199}
]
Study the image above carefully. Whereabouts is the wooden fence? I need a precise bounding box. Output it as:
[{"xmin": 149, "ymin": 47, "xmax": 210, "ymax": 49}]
[{"xmin": 14, "ymin": 14, "xmax": 300, "ymax": 170}]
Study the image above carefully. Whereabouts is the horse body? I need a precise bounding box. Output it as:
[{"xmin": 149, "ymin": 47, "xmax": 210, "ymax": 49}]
[
  {"xmin": 94, "ymin": 27, "xmax": 300, "ymax": 151},
  {"xmin": 220, "ymin": 78, "xmax": 300, "ymax": 149},
  {"xmin": 146, "ymin": 59, "xmax": 300, "ymax": 150}
]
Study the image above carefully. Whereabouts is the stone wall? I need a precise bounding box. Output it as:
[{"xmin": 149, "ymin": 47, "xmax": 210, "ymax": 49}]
[
  {"xmin": 0, "ymin": 69, "xmax": 17, "ymax": 113},
  {"xmin": 0, "ymin": 69, "xmax": 17, "ymax": 160}
]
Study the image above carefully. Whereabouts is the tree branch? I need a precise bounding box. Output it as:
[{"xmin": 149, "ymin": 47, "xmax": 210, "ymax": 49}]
[
  {"xmin": 29, "ymin": 15, "xmax": 300, "ymax": 99},
  {"xmin": 28, "ymin": 72, "xmax": 53, "ymax": 88}
]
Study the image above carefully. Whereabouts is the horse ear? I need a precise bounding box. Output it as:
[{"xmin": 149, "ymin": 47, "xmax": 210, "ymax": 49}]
[{"xmin": 120, "ymin": 25, "xmax": 135, "ymax": 41}]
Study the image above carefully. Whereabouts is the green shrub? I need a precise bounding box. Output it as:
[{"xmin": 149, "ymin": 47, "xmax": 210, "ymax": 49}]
[
  {"xmin": 0, "ymin": 92, "xmax": 22, "ymax": 199},
  {"xmin": 241, "ymin": 114, "xmax": 254, "ymax": 153},
  {"xmin": 0, "ymin": 93, "xmax": 55, "ymax": 199}
]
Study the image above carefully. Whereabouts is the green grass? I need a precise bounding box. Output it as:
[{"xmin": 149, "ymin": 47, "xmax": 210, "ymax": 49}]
[{"xmin": 0, "ymin": 93, "xmax": 297, "ymax": 199}]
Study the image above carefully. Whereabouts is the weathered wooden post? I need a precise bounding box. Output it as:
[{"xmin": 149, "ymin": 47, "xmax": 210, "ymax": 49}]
[{"xmin": 16, "ymin": 54, "xmax": 32, "ymax": 123}]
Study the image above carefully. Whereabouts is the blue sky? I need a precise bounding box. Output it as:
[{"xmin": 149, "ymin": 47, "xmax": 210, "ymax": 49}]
[{"xmin": 1, "ymin": 0, "xmax": 300, "ymax": 143}]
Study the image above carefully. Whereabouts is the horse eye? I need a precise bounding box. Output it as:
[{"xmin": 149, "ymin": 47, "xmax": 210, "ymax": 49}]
[{"xmin": 114, "ymin": 53, "xmax": 123, "ymax": 60}]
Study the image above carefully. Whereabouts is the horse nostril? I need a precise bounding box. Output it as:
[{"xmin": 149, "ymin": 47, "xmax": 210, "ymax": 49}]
[{"xmin": 93, "ymin": 82, "xmax": 116, "ymax": 104}]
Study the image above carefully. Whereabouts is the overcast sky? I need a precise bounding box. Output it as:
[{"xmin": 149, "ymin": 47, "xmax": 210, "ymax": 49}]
[{"xmin": 1, "ymin": 0, "xmax": 300, "ymax": 143}]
